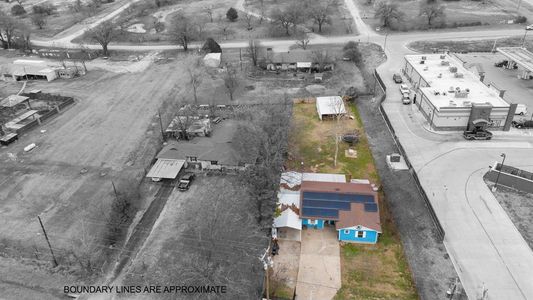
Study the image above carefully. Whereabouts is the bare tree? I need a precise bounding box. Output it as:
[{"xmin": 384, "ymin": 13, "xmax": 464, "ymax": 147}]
[
  {"xmin": 0, "ymin": 12, "xmax": 19, "ymax": 49},
  {"xmin": 295, "ymin": 30, "xmax": 310, "ymax": 50},
  {"xmin": 78, "ymin": 42, "xmax": 89, "ymax": 73},
  {"xmin": 223, "ymin": 66, "xmax": 239, "ymax": 101},
  {"xmin": 419, "ymin": 3, "xmax": 445, "ymax": 26},
  {"xmin": 271, "ymin": 4, "xmax": 302, "ymax": 36},
  {"xmin": 308, "ymin": 1, "xmax": 333, "ymax": 33},
  {"xmin": 187, "ymin": 56, "xmax": 204, "ymax": 104},
  {"xmin": 247, "ymin": 39, "xmax": 261, "ymax": 66},
  {"xmin": 375, "ymin": 1, "xmax": 403, "ymax": 28},
  {"xmin": 243, "ymin": 13, "xmax": 254, "ymax": 30},
  {"xmin": 329, "ymin": 97, "xmax": 346, "ymax": 167},
  {"xmin": 174, "ymin": 103, "xmax": 198, "ymax": 140},
  {"xmin": 312, "ymin": 49, "xmax": 330, "ymax": 72},
  {"xmin": 204, "ymin": 5, "xmax": 214, "ymax": 22},
  {"xmin": 169, "ymin": 13, "xmax": 198, "ymax": 51},
  {"xmin": 86, "ymin": 20, "xmax": 116, "ymax": 56},
  {"xmin": 31, "ymin": 13, "xmax": 47, "ymax": 29}
]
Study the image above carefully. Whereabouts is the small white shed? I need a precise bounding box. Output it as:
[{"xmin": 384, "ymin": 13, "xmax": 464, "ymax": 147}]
[
  {"xmin": 316, "ymin": 96, "xmax": 347, "ymax": 120},
  {"xmin": 203, "ymin": 53, "xmax": 221, "ymax": 68}
]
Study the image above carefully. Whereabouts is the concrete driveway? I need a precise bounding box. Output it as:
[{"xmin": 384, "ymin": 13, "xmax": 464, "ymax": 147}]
[{"xmin": 295, "ymin": 226, "xmax": 341, "ymax": 300}]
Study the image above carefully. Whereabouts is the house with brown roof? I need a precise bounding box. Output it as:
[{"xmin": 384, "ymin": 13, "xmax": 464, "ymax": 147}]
[
  {"xmin": 299, "ymin": 180, "xmax": 381, "ymax": 244},
  {"xmin": 259, "ymin": 49, "xmax": 335, "ymax": 72}
]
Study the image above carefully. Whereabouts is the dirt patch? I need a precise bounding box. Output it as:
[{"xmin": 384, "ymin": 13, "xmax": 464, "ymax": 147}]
[
  {"xmin": 408, "ymin": 37, "xmax": 533, "ymax": 53},
  {"xmin": 485, "ymin": 180, "xmax": 533, "ymax": 250}
]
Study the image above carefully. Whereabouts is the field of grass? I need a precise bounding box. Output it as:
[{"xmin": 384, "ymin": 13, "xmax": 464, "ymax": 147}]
[
  {"xmin": 408, "ymin": 37, "xmax": 533, "ymax": 53},
  {"xmin": 288, "ymin": 101, "xmax": 418, "ymax": 299},
  {"xmin": 245, "ymin": 0, "xmax": 357, "ymax": 36},
  {"xmin": 288, "ymin": 102, "xmax": 378, "ymax": 182},
  {"xmin": 355, "ymin": 0, "xmax": 533, "ymax": 31}
]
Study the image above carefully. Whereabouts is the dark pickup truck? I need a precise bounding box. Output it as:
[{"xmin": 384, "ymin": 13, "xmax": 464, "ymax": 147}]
[
  {"xmin": 177, "ymin": 173, "xmax": 196, "ymax": 191},
  {"xmin": 463, "ymin": 130, "xmax": 493, "ymax": 140},
  {"xmin": 512, "ymin": 120, "xmax": 533, "ymax": 129}
]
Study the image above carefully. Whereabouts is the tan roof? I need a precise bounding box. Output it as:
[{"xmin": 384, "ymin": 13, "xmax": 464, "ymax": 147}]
[
  {"xmin": 300, "ymin": 180, "xmax": 375, "ymax": 195},
  {"xmin": 336, "ymin": 202, "xmax": 381, "ymax": 232}
]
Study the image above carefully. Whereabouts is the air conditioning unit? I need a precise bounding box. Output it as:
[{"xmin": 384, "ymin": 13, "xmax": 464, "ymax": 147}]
[
  {"xmin": 463, "ymin": 101, "xmax": 472, "ymax": 107},
  {"xmin": 420, "ymin": 60, "xmax": 425, "ymax": 64},
  {"xmin": 454, "ymin": 72, "xmax": 464, "ymax": 78},
  {"xmin": 424, "ymin": 66, "xmax": 429, "ymax": 71},
  {"xmin": 422, "ymin": 56, "xmax": 427, "ymax": 60},
  {"xmin": 438, "ymin": 73, "xmax": 442, "ymax": 78},
  {"xmin": 449, "ymin": 66, "xmax": 458, "ymax": 73},
  {"xmin": 441, "ymin": 61, "xmax": 450, "ymax": 66},
  {"xmin": 440, "ymin": 55, "xmax": 446, "ymax": 59}
]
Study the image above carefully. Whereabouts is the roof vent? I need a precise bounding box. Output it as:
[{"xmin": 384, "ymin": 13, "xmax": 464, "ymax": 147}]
[
  {"xmin": 454, "ymin": 72, "xmax": 464, "ymax": 78},
  {"xmin": 449, "ymin": 66, "xmax": 458, "ymax": 73},
  {"xmin": 440, "ymin": 55, "xmax": 446, "ymax": 59},
  {"xmin": 441, "ymin": 61, "xmax": 450, "ymax": 66},
  {"xmin": 422, "ymin": 56, "xmax": 427, "ymax": 60}
]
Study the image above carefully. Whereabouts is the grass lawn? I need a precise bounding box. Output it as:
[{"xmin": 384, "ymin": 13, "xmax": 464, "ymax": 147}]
[
  {"xmin": 288, "ymin": 102, "xmax": 377, "ymax": 182},
  {"xmin": 408, "ymin": 37, "xmax": 533, "ymax": 53},
  {"xmin": 355, "ymin": 0, "xmax": 533, "ymax": 31},
  {"xmin": 288, "ymin": 101, "xmax": 418, "ymax": 299}
]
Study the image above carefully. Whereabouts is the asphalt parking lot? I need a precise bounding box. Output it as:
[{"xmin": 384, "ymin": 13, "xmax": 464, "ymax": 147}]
[{"xmin": 457, "ymin": 53, "xmax": 533, "ymax": 120}]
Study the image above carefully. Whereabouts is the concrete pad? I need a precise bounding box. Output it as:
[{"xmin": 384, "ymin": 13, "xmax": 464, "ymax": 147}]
[
  {"xmin": 273, "ymin": 240, "xmax": 301, "ymax": 294},
  {"xmin": 295, "ymin": 226, "xmax": 341, "ymax": 300}
]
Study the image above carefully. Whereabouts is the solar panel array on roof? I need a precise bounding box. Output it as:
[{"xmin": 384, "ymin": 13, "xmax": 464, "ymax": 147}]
[
  {"xmin": 301, "ymin": 191, "xmax": 376, "ymax": 219},
  {"xmin": 364, "ymin": 203, "xmax": 378, "ymax": 212}
]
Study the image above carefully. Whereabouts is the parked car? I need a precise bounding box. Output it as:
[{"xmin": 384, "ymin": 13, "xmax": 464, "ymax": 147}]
[
  {"xmin": 399, "ymin": 84, "xmax": 409, "ymax": 94},
  {"xmin": 494, "ymin": 60, "xmax": 508, "ymax": 67},
  {"xmin": 342, "ymin": 133, "xmax": 359, "ymax": 144},
  {"xmin": 515, "ymin": 104, "xmax": 528, "ymax": 116},
  {"xmin": 177, "ymin": 173, "xmax": 196, "ymax": 191},
  {"xmin": 401, "ymin": 92, "xmax": 411, "ymax": 104},
  {"xmin": 512, "ymin": 120, "xmax": 533, "ymax": 129},
  {"xmin": 393, "ymin": 73, "xmax": 403, "ymax": 83},
  {"xmin": 463, "ymin": 129, "xmax": 493, "ymax": 140},
  {"xmin": 526, "ymin": 24, "xmax": 533, "ymax": 30}
]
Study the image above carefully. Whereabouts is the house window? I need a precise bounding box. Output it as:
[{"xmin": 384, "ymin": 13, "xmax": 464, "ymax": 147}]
[
  {"xmin": 308, "ymin": 219, "xmax": 317, "ymax": 225},
  {"xmin": 356, "ymin": 231, "xmax": 365, "ymax": 238},
  {"xmin": 343, "ymin": 229, "xmax": 350, "ymax": 235},
  {"xmin": 188, "ymin": 156, "xmax": 197, "ymax": 162},
  {"xmin": 210, "ymin": 160, "xmax": 218, "ymax": 165}
]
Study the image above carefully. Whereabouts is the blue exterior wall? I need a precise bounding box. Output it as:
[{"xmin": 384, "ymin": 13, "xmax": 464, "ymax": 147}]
[
  {"xmin": 338, "ymin": 228, "xmax": 378, "ymax": 244},
  {"xmin": 302, "ymin": 219, "xmax": 325, "ymax": 229}
]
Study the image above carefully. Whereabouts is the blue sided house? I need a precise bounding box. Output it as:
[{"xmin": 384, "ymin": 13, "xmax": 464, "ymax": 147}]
[{"xmin": 299, "ymin": 180, "xmax": 382, "ymax": 244}]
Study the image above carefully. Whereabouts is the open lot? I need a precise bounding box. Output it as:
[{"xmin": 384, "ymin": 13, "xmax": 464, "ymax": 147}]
[
  {"xmin": 355, "ymin": 0, "xmax": 533, "ymax": 31},
  {"xmin": 115, "ymin": 175, "xmax": 268, "ymax": 300},
  {"xmin": 0, "ymin": 51, "xmax": 252, "ymax": 297},
  {"xmin": 0, "ymin": 0, "xmax": 130, "ymax": 38},
  {"xmin": 244, "ymin": 0, "xmax": 357, "ymax": 36},
  {"xmin": 287, "ymin": 101, "xmax": 418, "ymax": 298}
]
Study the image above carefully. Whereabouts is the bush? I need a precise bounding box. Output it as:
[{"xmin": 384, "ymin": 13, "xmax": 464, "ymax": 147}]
[
  {"xmin": 32, "ymin": 4, "xmax": 56, "ymax": 15},
  {"xmin": 226, "ymin": 7, "xmax": 238, "ymax": 22},
  {"xmin": 11, "ymin": 4, "xmax": 26, "ymax": 16},
  {"xmin": 154, "ymin": 21, "xmax": 165, "ymax": 33},
  {"xmin": 343, "ymin": 41, "xmax": 358, "ymax": 51},
  {"xmin": 515, "ymin": 15, "xmax": 527, "ymax": 24}
]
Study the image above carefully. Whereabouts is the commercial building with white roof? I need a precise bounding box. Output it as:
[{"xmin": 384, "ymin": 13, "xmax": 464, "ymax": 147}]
[{"xmin": 402, "ymin": 53, "xmax": 516, "ymax": 131}]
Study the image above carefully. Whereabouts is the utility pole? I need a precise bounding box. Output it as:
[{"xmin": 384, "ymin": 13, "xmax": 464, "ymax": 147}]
[
  {"xmin": 158, "ymin": 109, "xmax": 166, "ymax": 142},
  {"xmin": 111, "ymin": 181, "xmax": 119, "ymax": 202},
  {"xmin": 37, "ymin": 215, "xmax": 58, "ymax": 267},
  {"xmin": 492, "ymin": 153, "xmax": 506, "ymax": 192},
  {"xmin": 260, "ymin": 243, "xmax": 273, "ymax": 300}
]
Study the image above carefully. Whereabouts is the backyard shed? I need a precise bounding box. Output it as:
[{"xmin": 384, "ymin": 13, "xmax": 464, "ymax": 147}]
[
  {"xmin": 204, "ymin": 53, "xmax": 222, "ymax": 67},
  {"xmin": 316, "ymin": 96, "xmax": 347, "ymax": 120}
]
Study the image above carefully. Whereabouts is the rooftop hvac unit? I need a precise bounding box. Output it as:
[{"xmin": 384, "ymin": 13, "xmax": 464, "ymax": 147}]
[
  {"xmin": 455, "ymin": 91, "xmax": 468, "ymax": 98},
  {"xmin": 420, "ymin": 60, "xmax": 425, "ymax": 64},
  {"xmin": 440, "ymin": 55, "xmax": 446, "ymax": 59},
  {"xmin": 449, "ymin": 86, "xmax": 455, "ymax": 93},
  {"xmin": 422, "ymin": 56, "xmax": 427, "ymax": 60},
  {"xmin": 454, "ymin": 72, "xmax": 464, "ymax": 78},
  {"xmin": 449, "ymin": 66, "xmax": 458, "ymax": 73},
  {"xmin": 441, "ymin": 61, "xmax": 450, "ymax": 66},
  {"xmin": 424, "ymin": 66, "xmax": 429, "ymax": 71},
  {"xmin": 438, "ymin": 73, "xmax": 442, "ymax": 78},
  {"xmin": 463, "ymin": 101, "xmax": 472, "ymax": 106}
]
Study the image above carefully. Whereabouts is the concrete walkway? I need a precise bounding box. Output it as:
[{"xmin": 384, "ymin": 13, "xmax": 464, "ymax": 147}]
[{"xmin": 295, "ymin": 227, "xmax": 341, "ymax": 300}]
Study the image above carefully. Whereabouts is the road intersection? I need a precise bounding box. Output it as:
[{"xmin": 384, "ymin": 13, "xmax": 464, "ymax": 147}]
[{"xmin": 28, "ymin": 1, "xmax": 533, "ymax": 298}]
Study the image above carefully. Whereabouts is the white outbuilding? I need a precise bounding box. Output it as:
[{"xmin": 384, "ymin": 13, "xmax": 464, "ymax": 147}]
[
  {"xmin": 203, "ymin": 53, "xmax": 221, "ymax": 68},
  {"xmin": 316, "ymin": 96, "xmax": 347, "ymax": 120}
]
